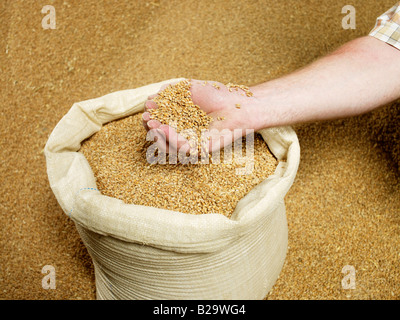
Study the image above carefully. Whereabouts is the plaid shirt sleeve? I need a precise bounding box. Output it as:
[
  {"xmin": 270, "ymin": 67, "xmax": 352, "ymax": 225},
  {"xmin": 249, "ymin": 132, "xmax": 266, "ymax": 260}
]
[{"xmin": 369, "ymin": 2, "xmax": 400, "ymax": 50}]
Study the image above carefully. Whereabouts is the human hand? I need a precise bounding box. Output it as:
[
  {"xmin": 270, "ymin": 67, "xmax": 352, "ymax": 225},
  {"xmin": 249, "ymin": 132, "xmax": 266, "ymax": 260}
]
[{"xmin": 142, "ymin": 79, "xmax": 259, "ymax": 155}]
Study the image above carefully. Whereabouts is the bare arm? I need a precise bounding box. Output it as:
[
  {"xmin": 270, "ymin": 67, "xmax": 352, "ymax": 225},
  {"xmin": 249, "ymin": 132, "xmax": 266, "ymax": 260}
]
[
  {"xmin": 250, "ymin": 36, "xmax": 400, "ymax": 130},
  {"xmin": 143, "ymin": 36, "xmax": 400, "ymax": 153}
]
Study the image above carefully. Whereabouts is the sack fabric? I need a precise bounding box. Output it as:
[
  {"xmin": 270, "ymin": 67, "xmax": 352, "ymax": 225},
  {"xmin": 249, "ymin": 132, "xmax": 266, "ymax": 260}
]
[{"xmin": 44, "ymin": 78, "xmax": 300, "ymax": 300}]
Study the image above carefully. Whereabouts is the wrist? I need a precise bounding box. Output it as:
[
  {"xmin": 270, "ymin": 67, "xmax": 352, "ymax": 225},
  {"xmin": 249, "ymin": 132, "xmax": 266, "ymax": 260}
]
[{"xmin": 248, "ymin": 84, "xmax": 276, "ymax": 131}]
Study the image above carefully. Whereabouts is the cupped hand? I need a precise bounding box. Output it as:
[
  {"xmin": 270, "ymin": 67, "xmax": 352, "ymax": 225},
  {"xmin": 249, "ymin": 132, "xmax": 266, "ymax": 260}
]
[{"xmin": 142, "ymin": 79, "xmax": 259, "ymax": 155}]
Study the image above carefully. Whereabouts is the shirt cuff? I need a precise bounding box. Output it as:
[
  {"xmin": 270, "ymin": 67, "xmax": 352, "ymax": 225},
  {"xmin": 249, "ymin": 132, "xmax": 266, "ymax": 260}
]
[{"xmin": 369, "ymin": 20, "xmax": 400, "ymax": 50}]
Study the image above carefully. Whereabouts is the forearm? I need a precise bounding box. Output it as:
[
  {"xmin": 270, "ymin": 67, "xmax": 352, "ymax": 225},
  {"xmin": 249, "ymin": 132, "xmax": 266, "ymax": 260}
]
[{"xmin": 250, "ymin": 36, "xmax": 400, "ymax": 130}]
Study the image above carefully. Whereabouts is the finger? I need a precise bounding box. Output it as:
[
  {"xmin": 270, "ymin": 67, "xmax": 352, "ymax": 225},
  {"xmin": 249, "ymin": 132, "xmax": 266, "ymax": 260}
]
[
  {"xmin": 153, "ymin": 129, "xmax": 169, "ymax": 154},
  {"xmin": 147, "ymin": 119, "xmax": 162, "ymax": 130},
  {"xmin": 144, "ymin": 100, "xmax": 158, "ymax": 113},
  {"xmin": 142, "ymin": 112, "xmax": 151, "ymax": 131},
  {"xmin": 158, "ymin": 124, "xmax": 190, "ymax": 154}
]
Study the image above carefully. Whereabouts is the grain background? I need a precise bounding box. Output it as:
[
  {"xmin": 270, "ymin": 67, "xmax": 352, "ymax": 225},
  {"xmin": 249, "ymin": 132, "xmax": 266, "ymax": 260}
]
[{"xmin": 1, "ymin": 0, "xmax": 399, "ymax": 300}]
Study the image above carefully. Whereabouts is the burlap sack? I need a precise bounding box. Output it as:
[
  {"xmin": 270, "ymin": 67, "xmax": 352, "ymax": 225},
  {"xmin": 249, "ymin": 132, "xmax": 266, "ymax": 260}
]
[{"xmin": 44, "ymin": 79, "xmax": 300, "ymax": 300}]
